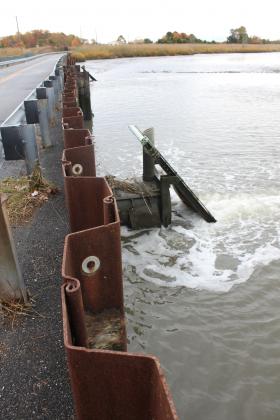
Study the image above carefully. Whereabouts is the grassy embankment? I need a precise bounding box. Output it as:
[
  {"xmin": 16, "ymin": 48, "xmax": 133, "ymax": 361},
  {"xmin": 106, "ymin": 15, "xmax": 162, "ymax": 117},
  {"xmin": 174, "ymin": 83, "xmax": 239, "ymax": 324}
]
[
  {"xmin": 0, "ymin": 46, "xmax": 54, "ymax": 60},
  {"xmin": 2, "ymin": 43, "xmax": 280, "ymax": 62},
  {"xmin": 71, "ymin": 43, "xmax": 280, "ymax": 61}
]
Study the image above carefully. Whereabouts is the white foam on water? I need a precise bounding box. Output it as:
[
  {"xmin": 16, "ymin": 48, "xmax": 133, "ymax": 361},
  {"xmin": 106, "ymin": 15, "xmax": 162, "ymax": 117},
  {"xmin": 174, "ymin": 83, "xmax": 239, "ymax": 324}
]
[{"xmin": 122, "ymin": 190, "xmax": 280, "ymax": 292}]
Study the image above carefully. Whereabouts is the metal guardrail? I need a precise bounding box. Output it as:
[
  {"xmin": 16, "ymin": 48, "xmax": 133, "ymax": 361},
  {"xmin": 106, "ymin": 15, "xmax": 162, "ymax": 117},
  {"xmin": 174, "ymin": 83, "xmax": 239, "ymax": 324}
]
[
  {"xmin": 0, "ymin": 53, "xmax": 66, "ymax": 169},
  {"xmin": 1, "ymin": 53, "xmax": 64, "ymax": 127},
  {"xmin": 0, "ymin": 51, "xmax": 65, "ymax": 69},
  {"xmin": 0, "ymin": 53, "xmax": 66, "ymax": 302}
]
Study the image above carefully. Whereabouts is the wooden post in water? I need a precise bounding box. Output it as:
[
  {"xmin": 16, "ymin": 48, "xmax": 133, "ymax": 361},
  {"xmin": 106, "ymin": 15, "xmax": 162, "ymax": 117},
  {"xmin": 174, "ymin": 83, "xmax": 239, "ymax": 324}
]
[{"xmin": 77, "ymin": 67, "xmax": 92, "ymax": 121}]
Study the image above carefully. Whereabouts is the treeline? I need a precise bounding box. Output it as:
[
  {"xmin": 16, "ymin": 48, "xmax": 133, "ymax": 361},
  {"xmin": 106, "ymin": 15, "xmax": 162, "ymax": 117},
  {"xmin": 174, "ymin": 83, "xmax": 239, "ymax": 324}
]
[
  {"xmin": 0, "ymin": 30, "xmax": 83, "ymax": 49},
  {"xmin": 226, "ymin": 26, "xmax": 273, "ymax": 44},
  {"xmin": 1, "ymin": 27, "xmax": 280, "ymax": 49},
  {"xmin": 157, "ymin": 28, "xmax": 279, "ymax": 45},
  {"xmin": 157, "ymin": 32, "xmax": 209, "ymax": 44}
]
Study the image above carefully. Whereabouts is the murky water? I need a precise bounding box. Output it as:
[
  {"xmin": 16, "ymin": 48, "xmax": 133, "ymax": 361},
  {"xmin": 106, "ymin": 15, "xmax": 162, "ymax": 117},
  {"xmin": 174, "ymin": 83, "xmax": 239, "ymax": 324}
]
[{"xmin": 87, "ymin": 53, "xmax": 280, "ymax": 420}]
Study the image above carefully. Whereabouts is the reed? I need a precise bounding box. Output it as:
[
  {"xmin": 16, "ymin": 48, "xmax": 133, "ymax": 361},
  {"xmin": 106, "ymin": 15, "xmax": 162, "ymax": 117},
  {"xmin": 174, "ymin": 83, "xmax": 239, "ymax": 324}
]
[
  {"xmin": 71, "ymin": 43, "xmax": 280, "ymax": 62},
  {"xmin": 0, "ymin": 165, "xmax": 57, "ymax": 226},
  {"xmin": 0, "ymin": 46, "xmax": 53, "ymax": 59}
]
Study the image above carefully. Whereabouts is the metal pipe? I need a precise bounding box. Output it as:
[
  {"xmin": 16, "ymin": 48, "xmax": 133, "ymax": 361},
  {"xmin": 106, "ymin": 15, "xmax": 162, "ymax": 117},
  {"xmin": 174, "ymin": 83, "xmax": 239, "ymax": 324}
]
[
  {"xmin": 103, "ymin": 196, "xmax": 115, "ymax": 225},
  {"xmin": 65, "ymin": 279, "xmax": 88, "ymax": 347}
]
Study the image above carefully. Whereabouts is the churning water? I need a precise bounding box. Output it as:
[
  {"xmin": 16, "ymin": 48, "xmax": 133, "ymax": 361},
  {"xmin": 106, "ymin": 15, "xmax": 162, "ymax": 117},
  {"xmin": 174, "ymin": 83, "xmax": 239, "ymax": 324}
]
[{"xmin": 87, "ymin": 53, "xmax": 280, "ymax": 419}]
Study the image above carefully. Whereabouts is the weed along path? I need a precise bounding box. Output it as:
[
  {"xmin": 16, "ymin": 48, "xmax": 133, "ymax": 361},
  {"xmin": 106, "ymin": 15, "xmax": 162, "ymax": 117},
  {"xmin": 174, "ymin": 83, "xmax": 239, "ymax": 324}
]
[{"xmin": 0, "ymin": 141, "xmax": 74, "ymax": 419}]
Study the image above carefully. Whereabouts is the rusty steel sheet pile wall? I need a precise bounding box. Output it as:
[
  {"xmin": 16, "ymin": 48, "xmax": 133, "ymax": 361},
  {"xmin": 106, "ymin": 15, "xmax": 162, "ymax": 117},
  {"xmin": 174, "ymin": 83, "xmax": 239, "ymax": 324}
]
[
  {"xmin": 60, "ymin": 56, "xmax": 178, "ymax": 420},
  {"xmin": 62, "ymin": 144, "xmax": 96, "ymax": 177},
  {"xmin": 63, "ymin": 128, "xmax": 92, "ymax": 149}
]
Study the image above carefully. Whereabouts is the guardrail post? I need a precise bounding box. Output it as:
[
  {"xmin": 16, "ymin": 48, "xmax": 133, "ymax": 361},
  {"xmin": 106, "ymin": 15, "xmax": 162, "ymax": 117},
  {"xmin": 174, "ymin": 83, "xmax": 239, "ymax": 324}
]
[
  {"xmin": 36, "ymin": 87, "xmax": 52, "ymax": 148},
  {"xmin": 0, "ymin": 125, "xmax": 39, "ymax": 174},
  {"xmin": 24, "ymin": 99, "xmax": 39, "ymax": 124},
  {"xmin": 49, "ymin": 75, "xmax": 60, "ymax": 105},
  {"xmin": 55, "ymin": 67, "xmax": 63, "ymax": 91},
  {"xmin": 0, "ymin": 125, "xmax": 24, "ymax": 161},
  {"xmin": 0, "ymin": 194, "xmax": 27, "ymax": 303},
  {"xmin": 43, "ymin": 80, "xmax": 56, "ymax": 126},
  {"xmin": 21, "ymin": 124, "xmax": 39, "ymax": 174}
]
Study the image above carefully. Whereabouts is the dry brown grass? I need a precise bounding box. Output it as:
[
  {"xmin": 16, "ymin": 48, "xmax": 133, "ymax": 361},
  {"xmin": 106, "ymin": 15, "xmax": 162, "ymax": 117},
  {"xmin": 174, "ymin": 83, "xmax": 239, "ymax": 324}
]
[
  {"xmin": 106, "ymin": 175, "xmax": 155, "ymax": 195},
  {"xmin": 0, "ymin": 46, "xmax": 53, "ymax": 59},
  {"xmin": 0, "ymin": 165, "xmax": 57, "ymax": 225},
  {"xmin": 1, "ymin": 299, "xmax": 33, "ymax": 320},
  {"xmin": 71, "ymin": 43, "xmax": 280, "ymax": 61},
  {"xmin": 85, "ymin": 309, "xmax": 123, "ymax": 351},
  {"xmin": 1, "ymin": 296, "xmax": 47, "ymax": 328},
  {"xmin": 1, "ymin": 299, "xmax": 33, "ymax": 329}
]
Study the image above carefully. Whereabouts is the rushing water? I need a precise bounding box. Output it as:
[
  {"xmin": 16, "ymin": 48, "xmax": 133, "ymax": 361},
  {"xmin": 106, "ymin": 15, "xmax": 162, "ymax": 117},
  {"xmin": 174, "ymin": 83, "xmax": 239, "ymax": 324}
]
[{"xmin": 86, "ymin": 53, "xmax": 280, "ymax": 420}]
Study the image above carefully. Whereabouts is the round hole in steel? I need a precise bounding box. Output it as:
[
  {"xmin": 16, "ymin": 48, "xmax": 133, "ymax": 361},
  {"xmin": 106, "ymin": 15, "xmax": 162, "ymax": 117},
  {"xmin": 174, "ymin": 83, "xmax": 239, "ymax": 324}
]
[
  {"xmin": 81, "ymin": 256, "xmax": 100, "ymax": 275},
  {"xmin": 72, "ymin": 164, "xmax": 83, "ymax": 176},
  {"xmin": 87, "ymin": 260, "xmax": 95, "ymax": 272}
]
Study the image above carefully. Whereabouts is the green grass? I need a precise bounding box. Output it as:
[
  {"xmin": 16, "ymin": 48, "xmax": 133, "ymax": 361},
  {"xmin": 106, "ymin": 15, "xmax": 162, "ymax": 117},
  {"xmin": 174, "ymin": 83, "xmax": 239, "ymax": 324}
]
[{"xmin": 71, "ymin": 43, "xmax": 280, "ymax": 62}]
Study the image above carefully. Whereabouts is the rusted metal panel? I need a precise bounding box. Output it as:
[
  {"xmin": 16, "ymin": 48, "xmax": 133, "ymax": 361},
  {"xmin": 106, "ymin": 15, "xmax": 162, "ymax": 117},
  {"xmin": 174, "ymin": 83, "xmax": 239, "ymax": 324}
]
[
  {"xmin": 63, "ymin": 93, "xmax": 76, "ymax": 102},
  {"xmin": 62, "ymin": 144, "xmax": 96, "ymax": 177},
  {"xmin": 64, "ymin": 88, "xmax": 77, "ymax": 97},
  {"xmin": 63, "ymin": 177, "xmax": 117, "ymax": 232},
  {"xmin": 62, "ymin": 223, "xmax": 123, "ymax": 314},
  {"xmin": 62, "ymin": 114, "xmax": 84, "ymax": 129},
  {"xmin": 62, "ymin": 107, "xmax": 83, "ymax": 118},
  {"xmin": 63, "ymin": 128, "xmax": 92, "ymax": 149},
  {"xmin": 63, "ymin": 99, "xmax": 77, "ymax": 108},
  {"xmin": 60, "ymin": 59, "xmax": 178, "ymax": 419},
  {"xmin": 64, "ymin": 278, "xmax": 88, "ymax": 347},
  {"xmin": 61, "ymin": 282, "xmax": 178, "ymax": 420}
]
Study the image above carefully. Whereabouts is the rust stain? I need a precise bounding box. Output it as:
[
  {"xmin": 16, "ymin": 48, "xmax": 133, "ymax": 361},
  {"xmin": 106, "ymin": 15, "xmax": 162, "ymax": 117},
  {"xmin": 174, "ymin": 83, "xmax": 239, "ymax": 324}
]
[{"xmin": 60, "ymin": 58, "xmax": 178, "ymax": 420}]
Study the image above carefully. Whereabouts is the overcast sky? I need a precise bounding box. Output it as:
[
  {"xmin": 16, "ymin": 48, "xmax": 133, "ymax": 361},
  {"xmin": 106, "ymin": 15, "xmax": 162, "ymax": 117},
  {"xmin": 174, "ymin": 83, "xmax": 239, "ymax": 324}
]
[{"xmin": 1, "ymin": 0, "xmax": 280, "ymax": 43}]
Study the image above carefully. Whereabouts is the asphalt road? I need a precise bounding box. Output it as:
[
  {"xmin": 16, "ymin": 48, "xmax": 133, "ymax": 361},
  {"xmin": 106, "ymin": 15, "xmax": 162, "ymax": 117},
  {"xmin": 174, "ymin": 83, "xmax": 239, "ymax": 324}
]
[
  {"xmin": 0, "ymin": 122, "xmax": 74, "ymax": 419},
  {"xmin": 0, "ymin": 54, "xmax": 62, "ymax": 125}
]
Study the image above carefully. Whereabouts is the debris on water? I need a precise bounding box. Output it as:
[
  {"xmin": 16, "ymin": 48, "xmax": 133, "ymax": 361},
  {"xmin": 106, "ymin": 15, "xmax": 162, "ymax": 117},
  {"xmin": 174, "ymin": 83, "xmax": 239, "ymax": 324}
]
[
  {"xmin": 84, "ymin": 308, "xmax": 124, "ymax": 351},
  {"xmin": 106, "ymin": 174, "xmax": 157, "ymax": 196}
]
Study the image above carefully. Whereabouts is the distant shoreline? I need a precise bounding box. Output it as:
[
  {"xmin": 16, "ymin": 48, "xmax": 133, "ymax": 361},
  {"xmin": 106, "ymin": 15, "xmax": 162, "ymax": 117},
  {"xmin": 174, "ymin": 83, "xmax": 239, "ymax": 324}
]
[{"xmin": 71, "ymin": 43, "xmax": 280, "ymax": 61}]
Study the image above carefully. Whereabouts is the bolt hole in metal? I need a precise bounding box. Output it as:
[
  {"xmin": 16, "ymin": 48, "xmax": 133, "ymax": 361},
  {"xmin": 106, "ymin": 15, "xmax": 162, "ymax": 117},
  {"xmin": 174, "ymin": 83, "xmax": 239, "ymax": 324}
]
[
  {"xmin": 82, "ymin": 256, "xmax": 100, "ymax": 276},
  {"xmin": 72, "ymin": 163, "xmax": 83, "ymax": 176},
  {"xmin": 66, "ymin": 281, "xmax": 78, "ymax": 292}
]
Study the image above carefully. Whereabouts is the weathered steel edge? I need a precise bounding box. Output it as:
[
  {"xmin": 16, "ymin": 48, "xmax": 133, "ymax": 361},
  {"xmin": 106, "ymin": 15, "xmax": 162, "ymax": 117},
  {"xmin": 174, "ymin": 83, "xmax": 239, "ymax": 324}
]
[{"xmin": 60, "ymin": 58, "xmax": 179, "ymax": 419}]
